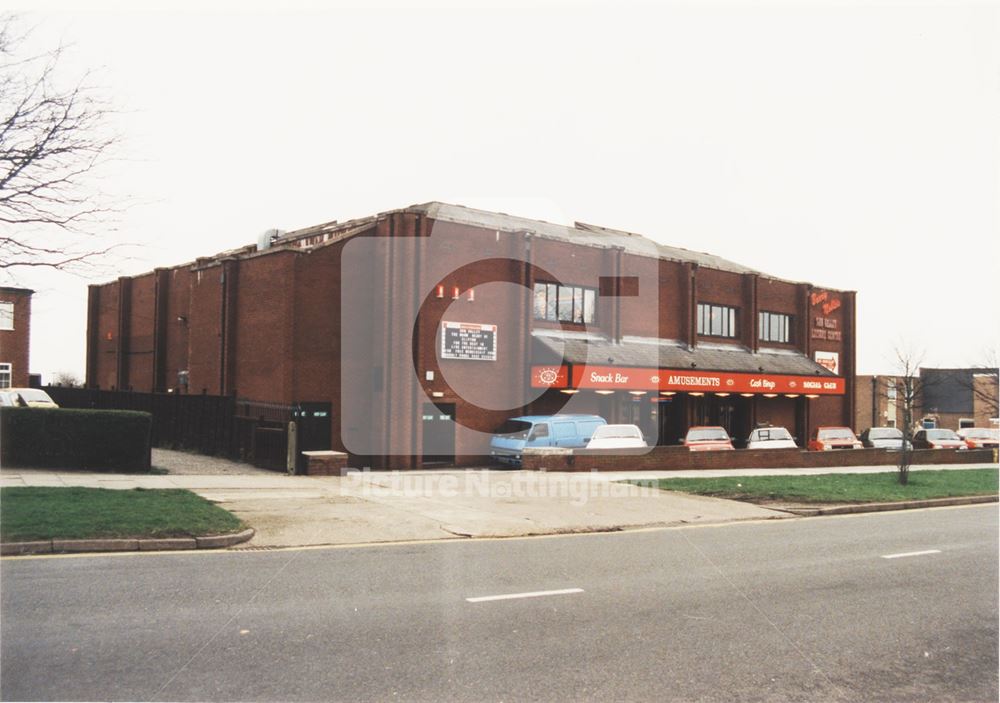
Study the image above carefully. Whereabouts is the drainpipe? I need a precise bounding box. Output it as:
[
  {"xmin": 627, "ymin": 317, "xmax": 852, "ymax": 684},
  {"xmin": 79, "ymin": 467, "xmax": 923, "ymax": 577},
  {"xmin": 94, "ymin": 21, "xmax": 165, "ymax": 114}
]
[{"xmin": 872, "ymin": 376, "xmax": 878, "ymax": 428}]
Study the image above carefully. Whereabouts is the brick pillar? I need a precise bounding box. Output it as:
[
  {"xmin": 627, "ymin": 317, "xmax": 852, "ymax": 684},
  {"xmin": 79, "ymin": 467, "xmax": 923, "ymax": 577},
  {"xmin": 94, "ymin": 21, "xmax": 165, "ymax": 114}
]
[
  {"xmin": 85, "ymin": 285, "xmax": 101, "ymax": 388},
  {"xmin": 116, "ymin": 277, "xmax": 132, "ymax": 390}
]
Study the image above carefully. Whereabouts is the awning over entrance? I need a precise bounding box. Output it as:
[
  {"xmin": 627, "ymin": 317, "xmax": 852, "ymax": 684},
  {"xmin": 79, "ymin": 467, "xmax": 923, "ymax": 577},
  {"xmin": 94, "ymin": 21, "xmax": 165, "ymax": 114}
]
[{"xmin": 531, "ymin": 331, "xmax": 844, "ymax": 395}]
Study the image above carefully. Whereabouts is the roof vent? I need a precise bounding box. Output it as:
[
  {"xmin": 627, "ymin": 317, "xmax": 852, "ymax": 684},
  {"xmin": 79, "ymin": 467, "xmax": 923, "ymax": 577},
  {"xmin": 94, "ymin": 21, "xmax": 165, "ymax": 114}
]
[{"xmin": 257, "ymin": 228, "xmax": 285, "ymax": 251}]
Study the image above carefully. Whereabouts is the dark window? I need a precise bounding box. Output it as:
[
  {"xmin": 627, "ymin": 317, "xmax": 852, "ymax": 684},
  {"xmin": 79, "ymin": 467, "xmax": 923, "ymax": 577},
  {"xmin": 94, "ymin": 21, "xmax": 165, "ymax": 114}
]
[
  {"xmin": 759, "ymin": 311, "xmax": 791, "ymax": 343},
  {"xmin": 697, "ymin": 303, "xmax": 737, "ymax": 338},
  {"xmin": 534, "ymin": 282, "xmax": 596, "ymax": 324}
]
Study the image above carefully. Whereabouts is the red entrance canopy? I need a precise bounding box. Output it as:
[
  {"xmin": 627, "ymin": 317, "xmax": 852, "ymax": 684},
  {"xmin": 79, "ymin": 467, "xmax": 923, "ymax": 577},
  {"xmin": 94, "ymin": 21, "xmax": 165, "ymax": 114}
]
[{"xmin": 531, "ymin": 364, "xmax": 844, "ymax": 395}]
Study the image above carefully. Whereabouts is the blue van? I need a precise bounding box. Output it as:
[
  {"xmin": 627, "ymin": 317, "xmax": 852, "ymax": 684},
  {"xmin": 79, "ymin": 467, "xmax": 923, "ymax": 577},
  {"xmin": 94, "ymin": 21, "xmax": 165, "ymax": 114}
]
[{"xmin": 489, "ymin": 415, "xmax": 607, "ymax": 466}]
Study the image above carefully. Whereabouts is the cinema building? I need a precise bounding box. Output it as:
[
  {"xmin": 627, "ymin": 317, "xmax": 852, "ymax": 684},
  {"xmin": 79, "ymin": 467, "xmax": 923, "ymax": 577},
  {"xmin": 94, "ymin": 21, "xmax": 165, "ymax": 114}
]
[{"xmin": 86, "ymin": 203, "xmax": 855, "ymax": 469}]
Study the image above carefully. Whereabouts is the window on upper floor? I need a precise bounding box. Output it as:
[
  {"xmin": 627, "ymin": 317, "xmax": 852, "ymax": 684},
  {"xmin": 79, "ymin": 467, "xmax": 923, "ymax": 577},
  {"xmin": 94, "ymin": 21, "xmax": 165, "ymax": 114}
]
[
  {"xmin": 533, "ymin": 282, "xmax": 596, "ymax": 324},
  {"xmin": 758, "ymin": 311, "xmax": 791, "ymax": 344},
  {"xmin": 697, "ymin": 303, "xmax": 737, "ymax": 338},
  {"xmin": 0, "ymin": 302, "xmax": 13, "ymax": 331},
  {"xmin": 0, "ymin": 363, "xmax": 11, "ymax": 389}
]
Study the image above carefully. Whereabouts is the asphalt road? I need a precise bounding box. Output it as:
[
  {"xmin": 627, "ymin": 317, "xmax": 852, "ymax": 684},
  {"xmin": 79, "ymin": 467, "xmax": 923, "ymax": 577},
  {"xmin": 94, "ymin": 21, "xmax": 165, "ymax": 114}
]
[{"xmin": 2, "ymin": 505, "xmax": 997, "ymax": 702}]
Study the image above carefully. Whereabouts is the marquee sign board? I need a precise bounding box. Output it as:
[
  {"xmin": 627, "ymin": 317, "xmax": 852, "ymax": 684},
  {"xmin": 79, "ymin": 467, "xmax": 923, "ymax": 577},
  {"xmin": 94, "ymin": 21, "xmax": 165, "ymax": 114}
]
[
  {"xmin": 813, "ymin": 351, "xmax": 840, "ymax": 375},
  {"xmin": 440, "ymin": 322, "xmax": 497, "ymax": 361},
  {"xmin": 530, "ymin": 364, "xmax": 845, "ymax": 395}
]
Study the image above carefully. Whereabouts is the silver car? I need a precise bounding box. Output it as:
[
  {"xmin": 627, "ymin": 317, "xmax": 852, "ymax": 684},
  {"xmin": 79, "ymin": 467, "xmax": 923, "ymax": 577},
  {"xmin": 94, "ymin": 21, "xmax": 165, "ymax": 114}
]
[
  {"xmin": 746, "ymin": 426, "xmax": 797, "ymax": 450},
  {"xmin": 0, "ymin": 388, "xmax": 59, "ymax": 408}
]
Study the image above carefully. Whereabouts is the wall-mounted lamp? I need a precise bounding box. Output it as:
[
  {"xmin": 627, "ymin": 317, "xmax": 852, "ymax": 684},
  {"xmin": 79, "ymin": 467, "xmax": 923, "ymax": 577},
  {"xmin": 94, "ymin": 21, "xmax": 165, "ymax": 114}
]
[
  {"xmin": 714, "ymin": 392, "xmax": 730, "ymax": 397},
  {"xmin": 452, "ymin": 286, "xmax": 460, "ymax": 300},
  {"xmin": 628, "ymin": 390, "xmax": 647, "ymax": 396},
  {"xmin": 467, "ymin": 288, "xmax": 475, "ymax": 302},
  {"xmin": 560, "ymin": 389, "xmax": 579, "ymax": 395},
  {"xmin": 689, "ymin": 392, "xmax": 704, "ymax": 397},
  {"xmin": 595, "ymin": 390, "xmax": 615, "ymax": 395},
  {"xmin": 785, "ymin": 394, "xmax": 799, "ymax": 398},
  {"xmin": 740, "ymin": 393, "xmax": 754, "ymax": 398},
  {"xmin": 762, "ymin": 393, "xmax": 778, "ymax": 398},
  {"xmin": 436, "ymin": 285, "xmax": 445, "ymax": 299},
  {"xmin": 659, "ymin": 391, "xmax": 676, "ymax": 396},
  {"xmin": 805, "ymin": 394, "xmax": 820, "ymax": 399},
  {"xmin": 176, "ymin": 315, "xmax": 188, "ymax": 324}
]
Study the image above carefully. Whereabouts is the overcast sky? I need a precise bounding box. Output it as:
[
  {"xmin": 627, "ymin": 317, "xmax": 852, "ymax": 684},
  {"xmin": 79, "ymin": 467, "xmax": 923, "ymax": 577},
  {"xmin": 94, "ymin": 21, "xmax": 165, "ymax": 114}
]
[{"xmin": 5, "ymin": 0, "xmax": 999, "ymax": 381}]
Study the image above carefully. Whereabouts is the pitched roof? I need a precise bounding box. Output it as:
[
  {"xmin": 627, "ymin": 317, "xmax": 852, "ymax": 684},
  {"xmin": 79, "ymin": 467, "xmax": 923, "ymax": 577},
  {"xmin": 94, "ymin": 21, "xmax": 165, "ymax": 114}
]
[
  {"xmin": 404, "ymin": 202, "xmax": 762, "ymax": 276},
  {"xmin": 532, "ymin": 329, "xmax": 836, "ymax": 377}
]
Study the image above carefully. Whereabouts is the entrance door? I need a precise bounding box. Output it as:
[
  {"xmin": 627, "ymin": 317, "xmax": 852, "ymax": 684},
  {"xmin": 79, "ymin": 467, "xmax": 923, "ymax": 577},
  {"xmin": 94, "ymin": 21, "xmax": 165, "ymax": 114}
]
[
  {"xmin": 693, "ymin": 396, "xmax": 751, "ymax": 446},
  {"xmin": 714, "ymin": 398, "xmax": 751, "ymax": 446},
  {"xmin": 422, "ymin": 403, "xmax": 456, "ymax": 465},
  {"xmin": 293, "ymin": 402, "xmax": 333, "ymax": 473}
]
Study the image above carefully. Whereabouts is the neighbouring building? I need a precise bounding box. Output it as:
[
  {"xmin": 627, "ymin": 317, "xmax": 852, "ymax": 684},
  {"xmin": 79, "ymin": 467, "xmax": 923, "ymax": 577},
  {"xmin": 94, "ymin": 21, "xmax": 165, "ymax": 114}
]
[
  {"xmin": 854, "ymin": 374, "xmax": 905, "ymax": 432},
  {"xmin": 0, "ymin": 286, "xmax": 33, "ymax": 389},
  {"xmin": 85, "ymin": 202, "xmax": 856, "ymax": 468},
  {"xmin": 918, "ymin": 367, "xmax": 999, "ymax": 431}
]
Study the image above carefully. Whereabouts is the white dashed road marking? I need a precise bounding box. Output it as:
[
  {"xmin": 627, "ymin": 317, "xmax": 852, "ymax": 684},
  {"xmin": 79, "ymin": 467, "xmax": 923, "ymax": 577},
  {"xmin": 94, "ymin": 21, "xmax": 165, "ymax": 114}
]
[
  {"xmin": 466, "ymin": 588, "xmax": 584, "ymax": 603},
  {"xmin": 881, "ymin": 549, "xmax": 941, "ymax": 559}
]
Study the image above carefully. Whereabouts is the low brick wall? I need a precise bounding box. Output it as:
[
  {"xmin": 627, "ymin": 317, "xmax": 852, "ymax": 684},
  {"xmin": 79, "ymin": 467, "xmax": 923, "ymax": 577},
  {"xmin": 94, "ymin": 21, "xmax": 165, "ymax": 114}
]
[
  {"xmin": 302, "ymin": 450, "xmax": 349, "ymax": 476},
  {"xmin": 521, "ymin": 447, "xmax": 995, "ymax": 472}
]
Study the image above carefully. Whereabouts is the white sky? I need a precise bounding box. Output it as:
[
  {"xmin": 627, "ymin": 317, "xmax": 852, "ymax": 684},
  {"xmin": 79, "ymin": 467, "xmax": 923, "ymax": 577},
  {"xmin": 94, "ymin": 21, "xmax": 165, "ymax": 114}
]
[{"xmin": 5, "ymin": 0, "xmax": 999, "ymax": 381}]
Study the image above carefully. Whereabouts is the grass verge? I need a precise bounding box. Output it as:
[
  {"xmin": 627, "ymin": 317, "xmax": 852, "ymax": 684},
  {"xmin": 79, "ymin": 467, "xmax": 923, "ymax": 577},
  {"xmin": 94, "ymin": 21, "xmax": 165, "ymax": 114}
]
[
  {"xmin": 629, "ymin": 468, "xmax": 999, "ymax": 504},
  {"xmin": 0, "ymin": 487, "xmax": 245, "ymax": 542}
]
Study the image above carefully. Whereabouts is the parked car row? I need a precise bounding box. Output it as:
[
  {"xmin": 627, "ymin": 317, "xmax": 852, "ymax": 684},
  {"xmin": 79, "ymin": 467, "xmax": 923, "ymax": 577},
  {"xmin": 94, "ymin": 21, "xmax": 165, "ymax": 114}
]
[
  {"xmin": 0, "ymin": 388, "xmax": 59, "ymax": 408},
  {"xmin": 956, "ymin": 427, "xmax": 999, "ymax": 450},
  {"xmin": 488, "ymin": 414, "xmax": 997, "ymax": 466}
]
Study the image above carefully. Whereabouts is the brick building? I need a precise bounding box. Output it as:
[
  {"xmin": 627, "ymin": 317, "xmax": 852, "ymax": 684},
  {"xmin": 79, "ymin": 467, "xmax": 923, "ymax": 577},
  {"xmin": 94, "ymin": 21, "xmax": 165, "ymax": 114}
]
[
  {"xmin": 918, "ymin": 367, "xmax": 999, "ymax": 431},
  {"xmin": 0, "ymin": 287, "xmax": 33, "ymax": 389},
  {"xmin": 854, "ymin": 374, "xmax": 905, "ymax": 432},
  {"xmin": 86, "ymin": 203, "xmax": 856, "ymax": 468}
]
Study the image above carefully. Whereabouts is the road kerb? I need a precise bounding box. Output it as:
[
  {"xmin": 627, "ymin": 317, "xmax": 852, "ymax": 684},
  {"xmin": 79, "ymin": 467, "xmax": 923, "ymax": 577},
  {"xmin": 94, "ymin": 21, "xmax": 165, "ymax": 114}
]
[
  {"xmin": 53, "ymin": 538, "xmax": 139, "ymax": 552},
  {"xmin": 0, "ymin": 540, "xmax": 53, "ymax": 556},
  {"xmin": 781, "ymin": 494, "xmax": 998, "ymax": 517},
  {"xmin": 1, "ymin": 528, "xmax": 254, "ymax": 556}
]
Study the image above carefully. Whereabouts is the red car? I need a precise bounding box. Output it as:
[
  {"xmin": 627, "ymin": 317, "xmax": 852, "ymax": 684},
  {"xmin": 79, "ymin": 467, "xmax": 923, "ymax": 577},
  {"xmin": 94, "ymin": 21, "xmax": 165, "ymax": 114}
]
[
  {"xmin": 957, "ymin": 428, "xmax": 999, "ymax": 450},
  {"xmin": 912, "ymin": 428, "xmax": 968, "ymax": 450},
  {"xmin": 683, "ymin": 426, "xmax": 735, "ymax": 451},
  {"xmin": 808, "ymin": 426, "xmax": 862, "ymax": 451}
]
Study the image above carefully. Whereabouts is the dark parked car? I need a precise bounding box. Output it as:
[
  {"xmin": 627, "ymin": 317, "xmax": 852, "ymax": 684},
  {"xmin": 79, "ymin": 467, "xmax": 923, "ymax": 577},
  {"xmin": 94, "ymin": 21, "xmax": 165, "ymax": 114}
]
[
  {"xmin": 859, "ymin": 427, "xmax": 911, "ymax": 450},
  {"xmin": 911, "ymin": 428, "xmax": 967, "ymax": 450}
]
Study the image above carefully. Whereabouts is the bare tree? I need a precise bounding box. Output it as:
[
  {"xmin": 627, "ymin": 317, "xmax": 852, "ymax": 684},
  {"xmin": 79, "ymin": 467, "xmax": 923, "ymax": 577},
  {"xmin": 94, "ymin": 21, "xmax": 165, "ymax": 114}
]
[
  {"xmin": 0, "ymin": 15, "xmax": 121, "ymax": 272},
  {"xmin": 889, "ymin": 343, "xmax": 927, "ymax": 486},
  {"xmin": 50, "ymin": 370, "xmax": 81, "ymax": 387},
  {"xmin": 964, "ymin": 350, "xmax": 999, "ymax": 424}
]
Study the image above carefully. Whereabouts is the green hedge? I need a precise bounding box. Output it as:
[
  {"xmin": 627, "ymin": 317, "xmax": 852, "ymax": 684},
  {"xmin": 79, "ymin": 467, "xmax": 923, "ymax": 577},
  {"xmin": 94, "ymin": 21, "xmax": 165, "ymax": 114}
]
[{"xmin": 0, "ymin": 408, "xmax": 152, "ymax": 472}]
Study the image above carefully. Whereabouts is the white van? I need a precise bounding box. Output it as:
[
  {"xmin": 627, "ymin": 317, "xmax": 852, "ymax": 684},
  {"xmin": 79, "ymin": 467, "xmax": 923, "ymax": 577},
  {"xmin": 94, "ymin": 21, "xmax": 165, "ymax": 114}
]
[{"xmin": 490, "ymin": 414, "xmax": 607, "ymax": 466}]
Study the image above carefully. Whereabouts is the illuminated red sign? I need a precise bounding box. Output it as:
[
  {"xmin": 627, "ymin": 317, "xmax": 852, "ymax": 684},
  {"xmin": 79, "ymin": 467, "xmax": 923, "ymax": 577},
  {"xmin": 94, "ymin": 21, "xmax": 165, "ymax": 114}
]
[
  {"xmin": 531, "ymin": 365, "xmax": 569, "ymax": 388},
  {"xmin": 531, "ymin": 364, "xmax": 844, "ymax": 395}
]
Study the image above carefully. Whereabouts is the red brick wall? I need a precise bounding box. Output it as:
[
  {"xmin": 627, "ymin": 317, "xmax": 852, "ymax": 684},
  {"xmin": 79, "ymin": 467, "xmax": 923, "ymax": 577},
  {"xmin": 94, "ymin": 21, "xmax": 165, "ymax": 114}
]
[
  {"xmin": 757, "ymin": 278, "xmax": 800, "ymax": 350},
  {"xmin": 125, "ymin": 273, "xmax": 156, "ymax": 391},
  {"xmin": 522, "ymin": 446, "xmax": 993, "ymax": 472},
  {"xmin": 415, "ymin": 218, "xmax": 535, "ymax": 463},
  {"xmin": 0, "ymin": 288, "xmax": 32, "ymax": 387},
  {"xmin": 618, "ymin": 253, "xmax": 661, "ymax": 339},
  {"xmin": 231, "ymin": 251, "xmax": 296, "ymax": 403},
  {"xmin": 695, "ymin": 268, "xmax": 744, "ymax": 337},
  {"xmin": 755, "ymin": 396, "xmax": 798, "ymax": 437},
  {"xmin": 87, "ymin": 282, "xmax": 120, "ymax": 389},
  {"xmin": 163, "ymin": 267, "xmax": 192, "ymax": 392},
  {"xmin": 187, "ymin": 266, "xmax": 224, "ymax": 395},
  {"xmin": 657, "ymin": 261, "xmax": 687, "ymax": 341}
]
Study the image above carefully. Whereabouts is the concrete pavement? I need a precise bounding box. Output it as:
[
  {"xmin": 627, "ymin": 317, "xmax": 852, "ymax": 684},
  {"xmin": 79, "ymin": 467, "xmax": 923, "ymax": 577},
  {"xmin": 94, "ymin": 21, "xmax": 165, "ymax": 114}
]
[
  {"xmin": 2, "ymin": 453, "xmax": 996, "ymax": 549},
  {"xmin": 1, "ymin": 467, "xmax": 787, "ymax": 546}
]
